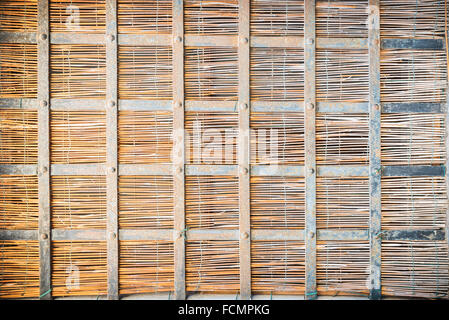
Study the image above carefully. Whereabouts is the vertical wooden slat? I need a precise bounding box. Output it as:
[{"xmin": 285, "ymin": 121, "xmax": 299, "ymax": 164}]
[
  {"xmin": 173, "ymin": 0, "xmax": 185, "ymax": 300},
  {"xmin": 37, "ymin": 0, "xmax": 51, "ymax": 300},
  {"xmin": 304, "ymin": 0, "xmax": 317, "ymax": 300},
  {"xmin": 368, "ymin": 0, "xmax": 381, "ymax": 300},
  {"xmin": 106, "ymin": 0, "xmax": 118, "ymax": 300},
  {"xmin": 238, "ymin": 0, "xmax": 251, "ymax": 300}
]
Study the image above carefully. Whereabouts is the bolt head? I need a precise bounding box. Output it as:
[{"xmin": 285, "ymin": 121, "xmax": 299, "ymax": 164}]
[
  {"xmin": 307, "ymin": 38, "xmax": 314, "ymax": 45},
  {"xmin": 241, "ymin": 232, "xmax": 249, "ymax": 239},
  {"xmin": 109, "ymin": 167, "xmax": 116, "ymax": 173},
  {"xmin": 307, "ymin": 103, "xmax": 315, "ymax": 110},
  {"xmin": 374, "ymin": 104, "xmax": 380, "ymax": 111},
  {"xmin": 240, "ymin": 167, "xmax": 248, "ymax": 175},
  {"xmin": 178, "ymin": 166, "xmax": 183, "ymax": 174},
  {"xmin": 41, "ymin": 34, "xmax": 47, "ymax": 41},
  {"xmin": 42, "ymin": 166, "xmax": 48, "ymax": 173},
  {"xmin": 110, "ymin": 232, "xmax": 116, "ymax": 240},
  {"xmin": 109, "ymin": 100, "xmax": 116, "ymax": 108},
  {"xmin": 177, "ymin": 101, "xmax": 183, "ymax": 108},
  {"xmin": 242, "ymin": 37, "xmax": 249, "ymax": 44},
  {"xmin": 309, "ymin": 231, "xmax": 315, "ymax": 238},
  {"xmin": 40, "ymin": 100, "xmax": 48, "ymax": 107},
  {"xmin": 41, "ymin": 233, "xmax": 48, "ymax": 240},
  {"xmin": 309, "ymin": 168, "xmax": 315, "ymax": 174},
  {"xmin": 108, "ymin": 34, "xmax": 115, "ymax": 41},
  {"xmin": 175, "ymin": 36, "xmax": 183, "ymax": 43},
  {"xmin": 240, "ymin": 103, "xmax": 248, "ymax": 110}
]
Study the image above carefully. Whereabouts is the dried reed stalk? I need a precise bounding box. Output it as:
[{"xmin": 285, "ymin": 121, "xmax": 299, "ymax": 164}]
[
  {"xmin": 250, "ymin": 177, "xmax": 305, "ymax": 229},
  {"xmin": 119, "ymin": 241, "xmax": 174, "ymax": 295},
  {"xmin": 117, "ymin": 0, "xmax": 172, "ymax": 34},
  {"xmin": 381, "ymin": 176, "xmax": 447, "ymax": 230},
  {"xmin": 184, "ymin": 0, "xmax": 238, "ymax": 35},
  {"xmin": 316, "ymin": 49, "xmax": 369, "ymax": 102},
  {"xmin": 380, "ymin": 0, "xmax": 446, "ymax": 38},
  {"xmin": 50, "ymin": 44, "xmax": 106, "ymax": 99},
  {"xmin": 382, "ymin": 241, "xmax": 449, "ymax": 299},
  {"xmin": 50, "ymin": 111, "xmax": 106, "ymax": 164},
  {"xmin": 317, "ymin": 241, "xmax": 370, "ymax": 296},
  {"xmin": 250, "ymin": 112, "xmax": 304, "ymax": 164},
  {"xmin": 316, "ymin": 0, "xmax": 368, "ymax": 38},
  {"xmin": 250, "ymin": 0, "xmax": 304, "ymax": 36},
  {"xmin": 381, "ymin": 113, "xmax": 446, "ymax": 165},
  {"xmin": 0, "ymin": 240, "xmax": 39, "ymax": 299},
  {"xmin": 185, "ymin": 47, "xmax": 238, "ymax": 101},
  {"xmin": 185, "ymin": 111, "xmax": 238, "ymax": 164},
  {"xmin": 118, "ymin": 111, "xmax": 172, "ymax": 164},
  {"xmin": 186, "ymin": 240, "xmax": 239, "ymax": 293},
  {"xmin": 186, "ymin": 176, "xmax": 239, "ymax": 229},
  {"xmin": 0, "ymin": 109, "xmax": 38, "ymax": 164},
  {"xmin": 316, "ymin": 113, "xmax": 369, "ymax": 165},
  {"xmin": 0, "ymin": 0, "xmax": 37, "ymax": 32},
  {"xmin": 316, "ymin": 177, "xmax": 369, "ymax": 229},
  {"xmin": 118, "ymin": 46, "xmax": 172, "ymax": 100},
  {"xmin": 250, "ymin": 48, "xmax": 304, "ymax": 101},
  {"xmin": 0, "ymin": 175, "xmax": 38, "ymax": 230},
  {"xmin": 251, "ymin": 241, "xmax": 305, "ymax": 294},
  {"xmin": 0, "ymin": 44, "xmax": 37, "ymax": 98},
  {"xmin": 118, "ymin": 176, "xmax": 173, "ymax": 229},
  {"xmin": 52, "ymin": 240, "xmax": 107, "ymax": 297},
  {"xmin": 51, "ymin": 176, "xmax": 106, "ymax": 229},
  {"xmin": 380, "ymin": 49, "xmax": 447, "ymax": 103},
  {"xmin": 50, "ymin": 0, "xmax": 105, "ymax": 33}
]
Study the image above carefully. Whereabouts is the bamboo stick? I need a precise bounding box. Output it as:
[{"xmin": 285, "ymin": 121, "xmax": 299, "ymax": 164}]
[
  {"xmin": 50, "ymin": 0, "xmax": 105, "ymax": 33},
  {"xmin": 0, "ymin": 0, "xmax": 37, "ymax": 32}
]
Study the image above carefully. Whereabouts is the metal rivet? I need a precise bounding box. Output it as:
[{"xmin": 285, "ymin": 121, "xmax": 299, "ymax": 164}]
[
  {"xmin": 307, "ymin": 103, "xmax": 315, "ymax": 110},
  {"xmin": 41, "ymin": 34, "xmax": 47, "ymax": 40},
  {"xmin": 108, "ymin": 34, "xmax": 115, "ymax": 41},
  {"xmin": 242, "ymin": 37, "xmax": 249, "ymax": 44},
  {"xmin": 307, "ymin": 38, "xmax": 314, "ymax": 45},
  {"xmin": 240, "ymin": 167, "xmax": 248, "ymax": 175},
  {"xmin": 374, "ymin": 104, "xmax": 380, "ymax": 111},
  {"xmin": 41, "ymin": 233, "xmax": 48, "ymax": 240},
  {"xmin": 240, "ymin": 103, "xmax": 248, "ymax": 110},
  {"xmin": 309, "ymin": 168, "xmax": 315, "ymax": 174},
  {"xmin": 175, "ymin": 36, "xmax": 183, "ymax": 43},
  {"xmin": 42, "ymin": 166, "xmax": 48, "ymax": 173},
  {"xmin": 177, "ymin": 101, "xmax": 183, "ymax": 108},
  {"xmin": 109, "ymin": 100, "xmax": 116, "ymax": 108},
  {"xmin": 241, "ymin": 232, "xmax": 249, "ymax": 239},
  {"xmin": 109, "ymin": 167, "xmax": 116, "ymax": 173},
  {"xmin": 110, "ymin": 232, "xmax": 116, "ymax": 240},
  {"xmin": 178, "ymin": 166, "xmax": 183, "ymax": 174},
  {"xmin": 40, "ymin": 100, "xmax": 48, "ymax": 107},
  {"xmin": 309, "ymin": 231, "xmax": 315, "ymax": 238}
]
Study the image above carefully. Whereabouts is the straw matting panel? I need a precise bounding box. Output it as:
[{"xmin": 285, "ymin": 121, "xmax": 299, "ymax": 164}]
[
  {"xmin": 118, "ymin": 46, "xmax": 172, "ymax": 100},
  {"xmin": 381, "ymin": 113, "xmax": 446, "ymax": 165},
  {"xmin": 250, "ymin": 112, "xmax": 304, "ymax": 165},
  {"xmin": 119, "ymin": 241, "xmax": 174, "ymax": 295},
  {"xmin": 0, "ymin": 175, "xmax": 38, "ymax": 230},
  {"xmin": 317, "ymin": 241, "xmax": 370, "ymax": 296},
  {"xmin": 0, "ymin": 0, "xmax": 37, "ymax": 32},
  {"xmin": 118, "ymin": 111, "xmax": 173, "ymax": 164},
  {"xmin": 52, "ymin": 240, "xmax": 107, "ymax": 297},
  {"xmin": 380, "ymin": 0, "xmax": 446, "ymax": 38},
  {"xmin": 184, "ymin": 0, "xmax": 239, "ymax": 35},
  {"xmin": 51, "ymin": 176, "xmax": 106, "ymax": 229},
  {"xmin": 250, "ymin": 0, "xmax": 304, "ymax": 36},
  {"xmin": 186, "ymin": 240, "xmax": 240, "ymax": 293},
  {"xmin": 316, "ymin": 49, "xmax": 369, "ymax": 102},
  {"xmin": 50, "ymin": 44, "xmax": 106, "ymax": 99},
  {"xmin": 0, "ymin": 44, "xmax": 37, "ymax": 98},
  {"xmin": 185, "ymin": 47, "xmax": 238, "ymax": 101},
  {"xmin": 316, "ymin": 177, "xmax": 369, "ymax": 229},
  {"xmin": 186, "ymin": 176, "xmax": 239, "ymax": 229},
  {"xmin": 117, "ymin": 0, "xmax": 172, "ymax": 34},
  {"xmin": 251, "ymin": 241, "xmax": 305, "ymax": 294},
  {"xmin": 0, "ymin": 240, "xmax": 39, "ymax": 299},
  {"xmin": 380, "ymin": 49, "xmax": 447, "ymax": 103},
  {"xmin": 382, "ymin": 241, "xmax": 449, "ymax": 299},
  {"xmin": 250, "ymin": 48, "xmax": 304, "ymax": 101},
  {"xmin": 316, "ymin": 113, "xmax": 369, "ymax": 165},
  {"xmin": 0, "ymin": 109, "xmax": 38, "ymax": 164},
  {"xmin": 381, "ymin": 176, "xmax": 447, "ymax": 230},
  {"xmin": 118, "ymin": 176, "xmax": 174, "ymax": 229},
  {"xmin": 316, "ymin": 0, "xmax": 368, "ymax": 38},
  {"xmin": 50, "ymin": 111, "xmax": 106, "ymax": 164},
  {"xmin": 49, "ymin": 0, "xmax": 105, "ymax": 33},
  {"xmin": 185, "ymin": 112, "xmax": 238, "ymax": 164}
]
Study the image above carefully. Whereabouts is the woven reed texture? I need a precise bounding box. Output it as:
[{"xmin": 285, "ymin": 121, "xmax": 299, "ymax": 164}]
[
  {"xmin": 0, "ymin": 44, "xmax": 37, "ymax": 98},
  {"xmin": 118, "ymin": 176, "xmax": 173, "ymax": 229},
  {"xmin": 0, "ymin": 175, "xmax": 38, "ymax": 230},
  {"xmin": 119, "ymin": 241, "xmax": 174, "ymax": 295},
  {"xmin": 251, "ymin": 241, "xmax": 305, "ymax": 294},
  {"xmin": 118, "ymin": 111, "xmax": 173, "ymax": 164},
  {"xmin": 186, "ymin": 240, "xmax": 240, "ymax": 293},
  {"xmin": 250, "ymin": 177, "xmax": 305, "ymax": 229},
  {"xmin": 0, "ymin": 110, "xmax": 38, "ymax": 164},
  {"xmin": 0, "ymin": 241, "xmax": 39, "ymax": 299},
  {"xmin": 0, "ymin": 0, "xmax": 37, "ymax": 32},
  {"xmin": 49, "ymin": 0, "xmax": 105, "ymax": 33},
  {"xmin": 186, "ymin": 176, "xmax": 239, "ymax": 229},
  {"xmin": 52, "ymin": 240, "xmax": 107, "ymax": 297}
]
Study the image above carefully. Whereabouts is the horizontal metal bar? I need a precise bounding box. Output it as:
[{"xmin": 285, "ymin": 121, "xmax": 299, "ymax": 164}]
[
  {"xmin": 118, "ymin": 34, "xmax": 171, "ymax": 46},
  {"xmin": 119, "ymin": 100, "xmax": 172, "ymax": 111},
  {"xmin": 317, "ymin": 229, "xmax": 369, "ymax": 241},
  {"xmin": 185, "ymin": 100, "xmax": 237, "ymax": 112},
  {"xmin": 119, "ymin": 164, "xmax": 172, "ymax": 176},
  {"xmin": 50, "ymin": 99, "xmax": 105, "ymax": 110},
  {"xmin": 120, "ymin": 229, "xmax": 172, "ymax": 241},
  {"xmin": 251, "ymin": 36, "xmax": 304, "ymax": 48},
  {"xmin": 185, "ymin": 35, "xmax": 237, "ymax": 47},
  {"xmin": 381, "ymin": 38, "xmax": 444, "ymax": 50},
  {"xmin": 0, "ymin": 230, "xmax": 38, "ymax": 240},
  {"xmin": 381, "ymin": 229, "xmax": 445, "ymax": 241},
  {"xmin": 318, "ymin": 165, "xmax": 369, "ymax": 177},
  {"xmin": 0, "ymin": 32, "xmax": 36, "ymax": 43},
  {"xmin": 252, "ymin": 229, "xmax": 304, "ymax": 241},
  {"xmin": 0, "ymin": 164, "xmax": 37, "ymax": 175},
  {"xmin": 382, "ymin": 102, "xmax": 446, "ymax": 113},
  {"xmin": 185, "ymin": 164, "xmax": 238, "ymax": 176},
  {"xmin": 316, "ymin": 102, "xmax": 369, "ymax": 113},
  {"xmin": 51, "ymin": 163, "xmax": 106, "ymax": 175},
  {"xmin": 251, "ymin": 101, "xmax": 303, "ymax": 112},
  {"xmin": 382, "ymin": 165, "xmax": 445, "ymax": 177},
  {"xmin": 187, "ymin": 229, "xmax": 238, "ymax": 240},
  {"xmin": 51, "ymin": 33, "xmax": 106, "ymax": 44},
  {"xmin": 52, "ymin": 229, "xmax": 106, "ymax": 241},
  {"xmin": 0, "ymin": 98, "xmax": 38, "ymax": 109},
  {"xmin": 317, "ymin": 38, "xmax": 368, "ymax": 49},
  {"xmin": 251, "ymin": 165, "xmax": 304, "ymax": 176}
]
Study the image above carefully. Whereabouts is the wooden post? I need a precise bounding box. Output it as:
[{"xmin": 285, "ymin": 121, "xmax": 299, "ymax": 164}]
[
  {"xmin": 238, "ymin": 0, "xmax": 251, "ymax": 300},
  {"xmin": 106, "ymin": 0, "xmax": 119, "ymax": 300},
  {"xmin": 37, "ymin": 0, "xmax": 51, "ymax": 300},
  {"xmin": 173, "ymin": 0, "xmax": 186, "ymax": 300}
]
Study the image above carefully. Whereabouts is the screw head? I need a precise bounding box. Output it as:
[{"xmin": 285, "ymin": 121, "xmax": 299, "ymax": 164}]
[
  {"xmin": 177, "ymin": 101, "xmax": 183, "ymax": 108},
  {"xmin": 374, "ymin": 104, "xmax": 380, "ymax": 111},
  {"xmin": 240, "ymin": 167, "xmax": 248, "ymax": 175},
  {"xmin": 41, "ymin": 166, "xmax": 48, "ymax": 173},
  {"xmin": 41, "ymin": 34, "xmax": 47, "ymax": 41},
  {"xmin": 240, "ymin": 103, "xmax": 248, "ymax": 110},
  {"xmin": 110, "ymin": 232, "xmax": 116, "ymax": 240},
  {"xmin": 309, "ymin": 231, "xmax": 315, "ymax": 238},
  {"xmin": 108, "ymin": 34, "xmax": 115, "ymax": 41},
  {"xmin": 109, "ymin": 167, "xmax": 116, "ymax": 173},
  {"xmin": 307, "ymin": 103, "xmax": 315, "ymax": 110},
  {"xmin": 41, "ymin": 233, "xmax": 48, "ymax": 240},
  {"xmin": 109, "ymin": 100, "xmax": 116, "ymax": 108},
  {"xmin": 241, "ymin": 232, "xmax": 249, "ymax": 239},
  {"xmin": 307, "ymin": 38, "xmax": 314, "ymax": 45},
  {"xmin": 175, "ymin": 36, "xmax": 183, "ymax": 43},
  {"xmin": 309, "ymin": 168, "xmax": 315, "ymax": 174},
  {"xmin": 40, "ymin": 100, "xmax": 48, "ymax": 107},
  {"xmin": 242, "ymin": 37, "xmax": 249, "ymax": 44},
  {"xmin": 177, "ymin": 166, "xmax": 183, "ymax": 174}
]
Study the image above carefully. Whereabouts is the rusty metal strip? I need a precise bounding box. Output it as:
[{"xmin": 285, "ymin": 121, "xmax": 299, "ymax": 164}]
[
  {"xmin": 172, "ymin": 0, "xmax": 185, "ymax": 301},
  {"xmin": 0, "ymin": 164, "xmax": 38, "ymax": 175},
  {"xmin": 381, "ymin": 38, "xmax": 444, "ymax": 50},
  {"xmin": 238, "ymin": 0, "xmax": 251, "ymax": 300},
  {"xmin": 52, "ymin": 230, "xmax": 106, "ymax": 241},
  {"xmin": 382, "ymin": 165, "xmax": 446, "ymax": 177},
  {"xmin": 37, "ymin": 0, "xmax": 51, "ymax": 300},
  {"xmin": 304, "ymin": 0, "xmax": 317, "ymax": 300},
  {"xmin": 106, "ymin": 0, "xmax": 118, "ymax": 300},
  {"xmin": 0, "ymin": 32, "xmax": 36, "ymax": 43},
  {"xmin": 118, "ymin": 33, "xmax": 171, "ymax": 46},
  {"xmin": 0, "ymin": 98, "xmax": 39, "ymax": 109},
  {"xmin": 368, "ymin": 0, "xmax": 382, "ymax": 300},
  {"xmin": 185, "ymin": 35, "xmax": 237, "ymax": 47},
  {"xmin": 0, "ymin": 230, "xmax": 38, "ymax": 241}
]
